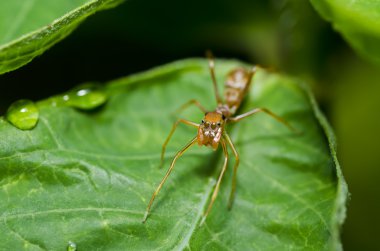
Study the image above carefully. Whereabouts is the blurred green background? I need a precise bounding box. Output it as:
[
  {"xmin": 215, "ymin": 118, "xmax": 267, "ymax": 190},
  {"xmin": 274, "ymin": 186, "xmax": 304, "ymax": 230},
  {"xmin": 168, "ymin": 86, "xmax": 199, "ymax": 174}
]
[{"xmin": 0, "ymin": 0, "xmax": 379, "ymax": 250}]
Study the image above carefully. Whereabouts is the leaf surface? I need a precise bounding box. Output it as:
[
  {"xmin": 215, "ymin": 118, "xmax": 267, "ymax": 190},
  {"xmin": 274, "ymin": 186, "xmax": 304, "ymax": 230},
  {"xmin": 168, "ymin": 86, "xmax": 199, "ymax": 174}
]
[
  {"xmin": 0, "ymin": 59, "xmax": 347, "ymax": 250},
  {"xmin": 0, "ymin": 0, "xmax": 124, "ymax": 75},
  {"xmin": 310, "ymin": 0, "xmax": 380, "ymax": 65}
]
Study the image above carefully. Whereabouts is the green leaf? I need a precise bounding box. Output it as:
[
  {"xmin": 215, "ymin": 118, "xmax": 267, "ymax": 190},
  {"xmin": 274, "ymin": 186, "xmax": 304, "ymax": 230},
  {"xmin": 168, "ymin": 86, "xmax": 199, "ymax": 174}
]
[
  {"xmin": 310, "ymin": 0, "xmax": 380, "ymax": 65},
  {"xmin": 0, "ymin": 59, "xmax": 347, "ymax": 250},
  {"xmin": 0, "ymin": 0, "xmax": 124, "ymax": 75}
]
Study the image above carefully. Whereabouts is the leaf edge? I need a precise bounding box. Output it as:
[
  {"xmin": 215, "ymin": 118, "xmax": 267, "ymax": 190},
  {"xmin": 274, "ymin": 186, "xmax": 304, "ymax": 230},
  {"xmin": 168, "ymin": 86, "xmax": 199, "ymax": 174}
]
[
  {"xmin": 0, "ymin": 0, "xmax": 125, "ymax": 75},
  {"xmin": 297, "ymin": 80, "xmax": 348, "ymax": 251}
]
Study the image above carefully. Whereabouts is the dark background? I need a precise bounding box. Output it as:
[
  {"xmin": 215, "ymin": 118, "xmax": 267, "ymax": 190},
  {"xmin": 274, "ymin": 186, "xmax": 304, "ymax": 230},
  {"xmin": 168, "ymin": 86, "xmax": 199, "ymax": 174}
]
[{"xmin": 1, "ymin": 0, "xmax": 379, "ymax": 250}]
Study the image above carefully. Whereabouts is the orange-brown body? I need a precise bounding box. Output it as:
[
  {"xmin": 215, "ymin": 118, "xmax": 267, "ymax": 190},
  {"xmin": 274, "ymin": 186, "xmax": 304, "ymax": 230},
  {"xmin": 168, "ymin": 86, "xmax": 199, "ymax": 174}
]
[
  {"xmin": 224, "ymin": 68, "xmax": 252, "ymax": 114},
  {"xmin": 197, "ymin": 68, "xmax": 252, "ymax": 150}
]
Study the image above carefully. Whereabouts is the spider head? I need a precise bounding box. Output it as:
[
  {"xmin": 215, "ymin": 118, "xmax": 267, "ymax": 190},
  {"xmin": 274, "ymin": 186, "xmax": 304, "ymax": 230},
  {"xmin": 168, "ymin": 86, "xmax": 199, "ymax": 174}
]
[{"xmin": 197, "ymin": 112, "xmax": 225, "ymax": 149}]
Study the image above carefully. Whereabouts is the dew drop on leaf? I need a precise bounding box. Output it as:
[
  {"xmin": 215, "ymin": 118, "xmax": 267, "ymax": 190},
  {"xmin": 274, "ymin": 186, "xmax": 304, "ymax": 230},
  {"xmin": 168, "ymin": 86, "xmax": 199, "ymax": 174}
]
[
  {"xmin": 63, "ymin": 83, "xmax": 108, "ymax": 110},
  {"xmin": 67, "ymin": 241, "xmax": 77, "ymax": 251},
  {"xmin": 5, "ymin": 99, "xmax": 39, "ymax": 130}
]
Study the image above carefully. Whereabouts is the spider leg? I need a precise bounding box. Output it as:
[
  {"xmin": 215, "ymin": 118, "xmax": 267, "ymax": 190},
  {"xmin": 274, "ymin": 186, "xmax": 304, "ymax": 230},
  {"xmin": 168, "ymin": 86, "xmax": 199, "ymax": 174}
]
[
  {"xmin": 175, "ymin": 99, "xmax": 207, "ymax": 114},
  {"xmin": 224, "ymin": 133, "xmax": 239, "ymax": 210},
  {"xmin": 228, "ymin": 107, "xmax": 296, "ymax": 132},
  {"xmin": 143, "ymin": 136, "xmax": 198, "ymax": 223},
  {"xmin": 200, "ymin": 139, "xmax": 229, "ymax": 225},
  {"xmin": 160, "ymin": 119, "xmax": 198, "ymax": 168},
  {"xmin": 206, "ymin": 50, "xmax": 223, "ymax": 105}
]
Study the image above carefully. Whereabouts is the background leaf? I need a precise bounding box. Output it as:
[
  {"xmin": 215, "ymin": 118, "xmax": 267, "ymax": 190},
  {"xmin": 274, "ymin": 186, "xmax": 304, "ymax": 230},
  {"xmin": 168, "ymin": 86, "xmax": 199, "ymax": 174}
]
[
  {"xmin": 0, "ymin": 0, "xmax": 124, "ymax": 75},
  {"xmin": 0, "ymin": 59, "xmax": 347, "ymax": 250},
  {"xmin": 310, "ymin": 0, "xmax": 380, "ymax": 65}
]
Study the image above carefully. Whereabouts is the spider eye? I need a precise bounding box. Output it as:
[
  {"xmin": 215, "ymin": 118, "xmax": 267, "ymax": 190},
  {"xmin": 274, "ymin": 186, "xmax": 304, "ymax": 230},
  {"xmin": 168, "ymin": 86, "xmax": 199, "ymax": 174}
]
[
  {"xmin": 201, "ymin": 120, "xmax": 205, "ymax": 124},
  {"xmin": 217, "ymin": 122, "xmax": 221, "ymax": 126}
]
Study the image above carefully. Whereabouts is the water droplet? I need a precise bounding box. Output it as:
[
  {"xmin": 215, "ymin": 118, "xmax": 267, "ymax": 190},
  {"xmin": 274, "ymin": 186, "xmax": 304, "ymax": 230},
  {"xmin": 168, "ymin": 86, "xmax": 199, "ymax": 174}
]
[
  {"xmin": 65, "ymin": 83, "xmax": 107, "ymax": 110},
  {"xmin": 5, "ymin": 99, "xmax": 39, "ymax": 130},
  {"xmin": 67, "ymin": 241, "xmax": 77, "ymax": 251}
]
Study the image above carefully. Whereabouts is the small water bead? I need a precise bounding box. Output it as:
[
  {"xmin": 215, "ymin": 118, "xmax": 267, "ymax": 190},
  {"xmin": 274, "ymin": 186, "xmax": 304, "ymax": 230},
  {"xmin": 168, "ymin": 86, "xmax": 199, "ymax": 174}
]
[
  {"xmin": 5, "ymin": 99, "xmax": 39, "ymax": 130},
  {"xmin": 67, "ymin": 241, "xmax": 77, "ymax": 251},
  {"xmin": 64, "ymin": 83, "xmax": 108, "ymax": 110}
]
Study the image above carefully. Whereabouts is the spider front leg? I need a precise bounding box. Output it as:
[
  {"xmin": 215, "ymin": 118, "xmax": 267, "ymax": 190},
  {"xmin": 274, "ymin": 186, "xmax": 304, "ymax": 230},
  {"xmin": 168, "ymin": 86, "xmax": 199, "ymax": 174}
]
[
  {"xmin": 206, "ymin": 50, "xmax": 223, "ymax": 105},
  {"xmin": 160, "ymin": 119, "xmax": 199, "ymax": 168},
  {"xmin": 143, "ymin": 136, "xmax": 198, "ymax": 223},
  {"xmin": 200, "ymin": 139, "xmax": 229, "ymax": 225},
  {"xmin": 224, "ymin": 133, "xmax": 239, "ymax": 210}
]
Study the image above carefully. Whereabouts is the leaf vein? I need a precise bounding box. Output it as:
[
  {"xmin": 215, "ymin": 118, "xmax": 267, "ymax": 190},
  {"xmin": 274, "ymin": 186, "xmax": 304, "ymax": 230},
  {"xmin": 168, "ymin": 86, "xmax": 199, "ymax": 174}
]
[
  {"xmin": 244, "ymin": 160, "xmax": 331, "ymax": 234},
  {"xmin": 1, "ymin": 207, "xmax": 142, "ymax": 221}
]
